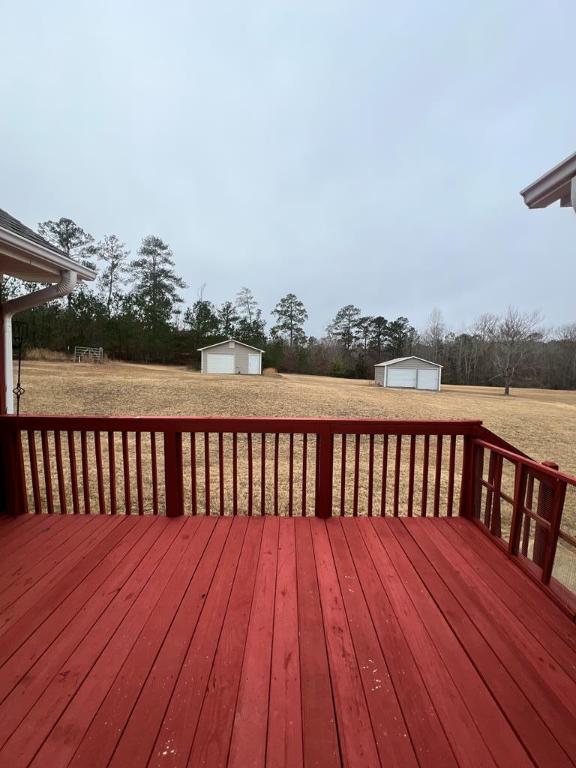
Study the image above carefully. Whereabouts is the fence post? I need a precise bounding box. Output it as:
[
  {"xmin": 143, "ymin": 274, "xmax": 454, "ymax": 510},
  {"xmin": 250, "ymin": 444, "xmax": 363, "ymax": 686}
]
[
  {"xmin": 315, "ymin": 425, "xmax": 333, "ymax": 518},
  {"xmin": 0, "ymin": 423, "xmax": 27, "ymax": 515},
  {"xmin": 164, "ymin": 430, "xmax": 184, "ymax": 517},
  {"xmin": 533, "ymin": 461, "xmax": 559, "ymax": 569}
]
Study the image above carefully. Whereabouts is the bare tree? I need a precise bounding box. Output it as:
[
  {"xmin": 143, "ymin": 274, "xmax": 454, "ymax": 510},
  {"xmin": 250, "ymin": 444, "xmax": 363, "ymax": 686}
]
[
  {"xmin": 421, "ymin": 308, "xmax": 446, "ymax": 362},
  {"xmin": 490, "ymin": 308, "xmax": 542, "ymax": 395}
]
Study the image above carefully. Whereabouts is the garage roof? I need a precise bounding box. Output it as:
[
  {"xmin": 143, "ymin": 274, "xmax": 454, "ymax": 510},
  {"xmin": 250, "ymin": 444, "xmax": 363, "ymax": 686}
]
[
  {"xmin": 198, "ymin": 338, "xmax": 265, "ymax": 353},
  {"xmin": 374, "ymin": 356, "xmax": 442, "ymax": 368},
  {"xmin": 520, "ymin": 150, "xmax": 576, "ymax": 210}
]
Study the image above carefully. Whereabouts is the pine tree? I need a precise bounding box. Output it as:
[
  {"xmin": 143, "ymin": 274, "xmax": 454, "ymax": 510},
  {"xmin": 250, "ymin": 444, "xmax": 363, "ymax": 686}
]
[
  {"xmin": 327, "ymin": 305, "xmax": 361, "ymax": 350},
  {"xmin": 271, "ymin": 293, "xmax": 308, "ymax": 346},
  {"xmin": 94, "ymin": 235, "xmax": 130, "ymax": 315},
  {"xmin": 218, "ymin": 301, "xmax": 239, "ymax": 337}
]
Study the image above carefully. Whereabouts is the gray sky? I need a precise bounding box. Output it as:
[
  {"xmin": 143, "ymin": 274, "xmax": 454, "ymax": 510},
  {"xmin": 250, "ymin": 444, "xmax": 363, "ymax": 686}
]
[{"xmin": 1, "ymin": 0, "xmax": 575, "ymax": 336}]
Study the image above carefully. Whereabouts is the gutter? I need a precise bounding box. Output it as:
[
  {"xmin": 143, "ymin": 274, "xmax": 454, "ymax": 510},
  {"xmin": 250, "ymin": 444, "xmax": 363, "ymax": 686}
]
[
  {"xmin": 2, "ymin": 270, "xmax": 78, "ymax": 413},
  {"xmin": 520, "ymin": 150, "xmax": 576, "ymax": 211},
  {"xmin": 0, "ymin": 226, "xmax": 97, "ymax": 281}
]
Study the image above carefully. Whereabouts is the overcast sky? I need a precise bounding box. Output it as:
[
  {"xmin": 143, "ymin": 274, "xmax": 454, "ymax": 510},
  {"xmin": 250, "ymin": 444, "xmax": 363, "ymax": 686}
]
[{"xmin": 1, "ymin": 0, "xmax": 575, "ymax": 336}]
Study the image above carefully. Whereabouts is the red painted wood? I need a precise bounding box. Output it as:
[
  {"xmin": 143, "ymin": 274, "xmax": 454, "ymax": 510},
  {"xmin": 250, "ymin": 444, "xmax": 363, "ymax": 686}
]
[
  {"xmin": 31, "ymin": 518, "xmax": 194, "ymax": 768},
  {"xmin": 353, "ymin": 434, "xmax": 360, "ymax": 516},
  {"xmin": 226, "ymin": 517, "xmax": 279, "ymax": 767},
  {"xmin": 68, "ymin": 431, "xmax": 80, "ymax": 515},
  {"xmin": 40, "ymin": 430, "xmax": 54, "ymax": 515},
  {"xmin": 274, "ymin": 433, "xmax": 280, "ymax": 516},
  {"xmin": 366, "ymin": 518, "xmax": 516, "ymax": 768},
  {"xmin": 421, "ymin": 434, "xmax": 430, "ymax": 516},
  {"xmin": 177, "ymin": 518, "xmax": 264, "ymax": 768},
  {"xmin": 67, "ymin": 517, "xmax": 214, "ymax": 768},
  {"xmin": 315, "ymin": 427, "xmax": 333, "ymax": 519},
  {"xmin": 150, "ymin": 431, "xmax": 158, "ymax": 513},
  {"xmin": 121, "ymin": 431, "xmax": 131, "ymax": 515},
  {"xmin": 342, "ymin": 520, "xmax": 458, "ymax": 768},
  {"xmin": 340, "ymin": 434, "xmax": 347, "ymax": 516},
  {"xmin": 204, "ymin": 432, "xmax": 211, "ymax": 515},
  {"xmin": 380, "ymin": 434, "xmax": 388, "ymax": 516},
  {"xmin": 407, "ymin": 434, "xmax": 416, "ymax": 517},
  {"xmin": 106, "ymin": 518, "xmax": 233, "ymax": 768},
  {"xmin": 189, "ymin": 432, "xmax": 197, "ymax": 515},
  {"xmin": 0, "ymin": 520, "xmax": 177, "ymax": 766},
  {"xmin": 402, "ymin": 519, "xmax": 576, "ymax": 764},
  {"xmin": 261, "ymin": 432, "xmax": 266, "ymax": 515},
  {"xmin": 367, "ymin": 433, "xmax": 374, "ymax": 516},
  {"xmin": 135, "ymin": 431, "xmax": 144, "ymax": 515},
  {"xmin": 311, "ymin": 519, "xmax": 380, "ymax": 766},
  {"xmin": 218, "ymin": 432, "xmax": 225, "ymax": 516},
  {"xmin": 93, "ymin": 431, "xmax": 105, "ymax": 515},
  {"xmin": 247, "ymin": 432, "xmax": 253, "ymax": 515},
  {"xmin": 328, "ymin": 520, "xmax": 419, "ymax": 767},
  {"xmin": 434, "ymin": 434, "xmax": 443, "ymax": 517},
  {"xmin": 393, "ymin": 435, "xmax": 401, "ymax": 516},
  {"xmin": 164, "ymin": 431, "xmax": 183, "ymax": 518},
  {"xmin": 266, "ymin": 518, "xmax": 303, "ymax": 768},
  {"xmin": 295, "ymin": 519, "xmax": 340, "ymax": 768},
  {"xmin": 27, "ymin": 430, "xmax": 41, "ymax": 514},
  {"xmin": 108, "ymin": 431, "xmax": 117, "ymax": 516},
  {"xmin": 288, "ymin": 432, "xmax": 294, "ymax": 516},
  {"xmin": 301, "ymin": 433, "xmax": 307, "ymax": 517},
  {"xmin": 81, "ymin": 431, "xmax": 91, "ymax": 515},
  {"xmin": 447, "ymin": 435, "xmax": 456, "ymax": 516},
  {"xmin": 232, "ymin": 432, "xmax": 238, "ymax": 515},
  {"xmin": 144, "ymin": 517, "xmax": 249, "ymax": 768}
]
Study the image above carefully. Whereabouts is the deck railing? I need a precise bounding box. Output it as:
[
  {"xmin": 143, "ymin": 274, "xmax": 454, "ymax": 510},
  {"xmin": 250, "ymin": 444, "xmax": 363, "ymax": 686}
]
[{"xmin": 1, "ymin": 415, "xmax": 575, "ymax": 615}]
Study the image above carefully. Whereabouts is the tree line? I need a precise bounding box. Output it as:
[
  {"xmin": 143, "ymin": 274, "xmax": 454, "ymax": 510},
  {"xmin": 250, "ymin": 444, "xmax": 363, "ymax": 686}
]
[{"xmin": 2, "ymin": 216, "xmax": 576, "ymax": 392}]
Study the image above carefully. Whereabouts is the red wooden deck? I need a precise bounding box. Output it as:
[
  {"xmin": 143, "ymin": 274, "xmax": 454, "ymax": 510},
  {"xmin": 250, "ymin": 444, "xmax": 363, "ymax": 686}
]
[{"xmin": 0, "ymin": 514, "xmax": 575, "ymax": 768}]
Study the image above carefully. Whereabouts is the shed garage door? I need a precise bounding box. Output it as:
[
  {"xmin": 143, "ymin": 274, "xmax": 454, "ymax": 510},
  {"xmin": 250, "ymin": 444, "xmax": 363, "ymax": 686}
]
[
  {"xmin": 387, "ymin": 368, "xmax": 417, "ymax": 388},
  {"xmin": 206, "ymin": 354, "xmax": 234, "ymax": 374},
  {"xmin": 417, "ymin": 369, "xmax": 439, "ymax": 390}
]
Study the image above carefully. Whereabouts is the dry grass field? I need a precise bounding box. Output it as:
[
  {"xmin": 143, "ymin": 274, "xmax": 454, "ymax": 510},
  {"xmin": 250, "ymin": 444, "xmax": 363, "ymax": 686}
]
[{"xmin": 19, "ymin": 360, "xmax": 576, "ymax": 475}]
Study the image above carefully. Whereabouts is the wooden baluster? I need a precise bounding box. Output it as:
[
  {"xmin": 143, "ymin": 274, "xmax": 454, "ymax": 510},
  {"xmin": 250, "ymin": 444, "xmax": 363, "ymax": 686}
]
[
  {"xmin": 135, "ymin": 432, "xmax": 144, "ymax": 515},
  {"xmin": 301, "ymin": 433, "xmax": 308, "ymax": 517},
  {"xmin": 541, "ymin": 479, "xmax": 567, "ymax": 585},
  {"xmin": 122, "ymin": 432, "xmax": 131, "ymax": 515},
  {"xmin": 521, "ymin": 473, "xmax": 534, "ymax": 556},
  {"xmin": 94, "ymin": 431, "xmax": 105, "ymax": 515},
  {"xmin": 288, "ymin": 433, "xmax": 294, "ymax": 516},
  {"xmin": 81, "ymin": 431, "xmax": 90, "ymax": 515},
  {"xmin": 232, "ymin": 433, "xmax": 238, "ymax": 516},
  {"xmin": 27, "ymin": 430, "xmax": 42, "ymax": 514},
  {"xmin": 41, "ymin": 430, "xmax": 54, "ymax": 514},
  {"xmin": 446, "ymin": 435, "xmax": 456, "ymax": 517},
  {"xmin": 68, "ymin": 431, "xmax": 80, "ymax": 515},
  {"xmin": 274, "ymin": 433, "xmax": 280, "ymax": 516},
  {"xmin": 108, "ymin": 431, "xmax": 117, "ymax": 515},
  {"xmin": 393, "ymin": 435, "xmax": 402, "ymax": 517},
  {"xmin": 380, "ymin": 435, "xmax": 388, "ymax": 516},
  {"xmin": 190, "ymin": 433, "xmax": 197, "ymax": 515},
  {"xmin": 407, "ymin": 435, "xmax": 416, "ymax": 517},
  {"xmin": 218, "ymin": 433, "xmax": 225, "ymax": 516},
  {"xmin": 204, "ymin": 432, "xmax": 211, "ymax": 515},
  {"xmin": 150, "ymin": 432, "xmax": 158, "ymax": 515},
  {"xmin": 340, "ymin": 434, "xmax": 347, "ymax": 516},
  {"xmin": 420, "ymin": 434, "xmax": 430, "ymax": 516},
  {"xmin": 434, "ymin": 435, "xmax": 443, "ymax": 517},
  {"xmin": 260, "ymin": 433, "xmax": 266, "ymax": 516},
  {"xmin": 247, "ymin": 433, "xmax": 253, "ymax": 516},
  {"xmin": 54, "ymin": 430, "xmax": 68, "ymax": 515},
  {"xmin": 353, "ymin": 434, "xmax": 360, "ymax": 517},
  {"xmin": 367, "ymin": 434, "xmax": 375, "ymax": 517}
]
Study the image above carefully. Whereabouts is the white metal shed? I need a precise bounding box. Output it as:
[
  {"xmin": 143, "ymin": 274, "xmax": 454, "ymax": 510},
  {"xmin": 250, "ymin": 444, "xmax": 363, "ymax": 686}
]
[
  {"xmin": 198, "ymin": 339, "xmax": 264, "ymax": 375},
  {"xmin": 374, "ymin": 356, "xmax": 442, "ymax": 391}
]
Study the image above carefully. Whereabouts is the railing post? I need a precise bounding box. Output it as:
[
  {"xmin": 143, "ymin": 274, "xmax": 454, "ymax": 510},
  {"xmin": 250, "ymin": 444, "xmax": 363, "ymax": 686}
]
[
  {"xmin": 533, "ymin": 461, "xmax": 559, "ymax": 569},
  {"xmin": 540, "ymin": 480, "xmax": 566, "ymax": 585},
  {"xmin": 164, "ymin": 430, "xmax": 184, "ymax": 517},
  {"xmin": 459, "ymin": 436, "xmax": 482, "ymax": 518},
  {"xmin": 0, "ymin": 422, "xmax": 27, "ymax": 515},
  {"xmin": 508, "ymin": 464, "xmax": 528, "ymax": 556},
  {"xmin": 315, "ymin": 425, "xmax": 333, "ymax": 518}
]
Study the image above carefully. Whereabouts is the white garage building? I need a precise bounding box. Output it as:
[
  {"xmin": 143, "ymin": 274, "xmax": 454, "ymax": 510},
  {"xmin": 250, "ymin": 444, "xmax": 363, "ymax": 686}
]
[
  {"xmin": 199, "ymin": 339, "xmax": 264, "ymax": 375},
  {"xmin": 375, "ymin": 356, "xmax": 442, "ymax": 391}
]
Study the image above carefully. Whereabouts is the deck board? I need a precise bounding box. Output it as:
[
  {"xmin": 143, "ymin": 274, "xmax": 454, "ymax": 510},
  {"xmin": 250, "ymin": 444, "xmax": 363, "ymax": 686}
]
[{"xmin": 0, "ymin": 514, "xmax": 575, "ymax": 768}]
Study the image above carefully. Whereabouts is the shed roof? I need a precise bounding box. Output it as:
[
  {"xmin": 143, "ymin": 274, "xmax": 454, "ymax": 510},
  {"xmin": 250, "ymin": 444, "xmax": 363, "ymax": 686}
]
[
  {"xmin": 520, "ymin": 150, "xmax": 576, "ymax": 210},
  {"xmin": 197, "ymin": 338, "xmax": 265, "ymax": 353},
  {"xmin": 0, "ymin": 207, "xmax": 96, "ymax": 283},
  {"xmin": 374, "ymin": 356, "xmax": 442, "ymax": 368}
]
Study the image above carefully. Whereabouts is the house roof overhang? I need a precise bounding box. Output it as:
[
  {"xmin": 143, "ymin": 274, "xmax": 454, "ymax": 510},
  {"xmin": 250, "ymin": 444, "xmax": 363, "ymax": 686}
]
[
  {"xmin": 520, "ymin": 151, "xmax": 576, "ymax": 211},
  {"xmin": 0, "ymin": 224, "xmax": 96, "ymax": 283}
]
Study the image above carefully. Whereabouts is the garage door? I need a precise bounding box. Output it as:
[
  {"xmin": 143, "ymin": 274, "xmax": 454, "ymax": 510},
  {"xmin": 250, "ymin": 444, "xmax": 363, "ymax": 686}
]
[
  {"xmin": 206, "ymin": 354, "xmax": 234, "ymax": 374},
  {"xmin": 386, "ymin": 368, "xmax": 417, "ymax": 388},
  {"xmin": 417, "ymin": 369, "xmax": 439, "ymax": 390}
]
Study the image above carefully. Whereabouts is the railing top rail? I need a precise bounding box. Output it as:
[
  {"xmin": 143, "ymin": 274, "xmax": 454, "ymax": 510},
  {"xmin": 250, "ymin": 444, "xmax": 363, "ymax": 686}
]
[
  {"xmin": 473, "ymin": 438, "xmax": 576, "ymax": 488},
  {"xmin": 0, "ymin": 414, "xmax": 484, "ymax": 436}
]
